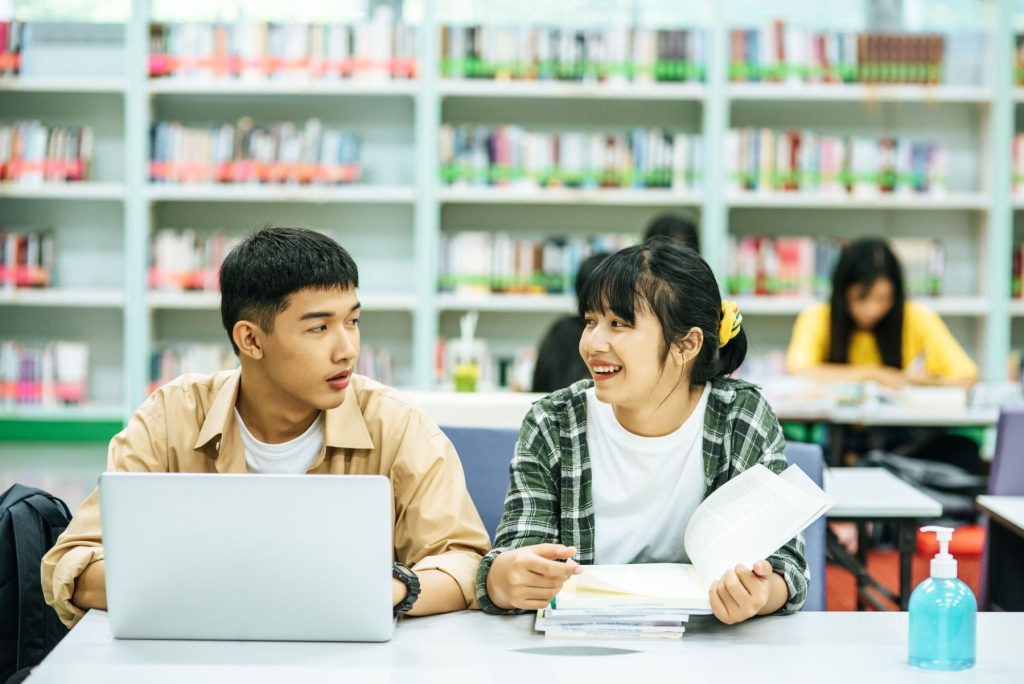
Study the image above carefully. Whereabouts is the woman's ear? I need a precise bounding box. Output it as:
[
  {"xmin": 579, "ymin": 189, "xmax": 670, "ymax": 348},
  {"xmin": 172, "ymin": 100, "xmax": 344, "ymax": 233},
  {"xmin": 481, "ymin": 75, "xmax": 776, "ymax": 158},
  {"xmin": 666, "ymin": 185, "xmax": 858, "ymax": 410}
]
[
  {"xmin": 233, "ymin": 320, "xmax": 264, "ymax": 361},
  {"xmin": 673, "ymin": 327, "xmax": 704, "ymax": 366}
]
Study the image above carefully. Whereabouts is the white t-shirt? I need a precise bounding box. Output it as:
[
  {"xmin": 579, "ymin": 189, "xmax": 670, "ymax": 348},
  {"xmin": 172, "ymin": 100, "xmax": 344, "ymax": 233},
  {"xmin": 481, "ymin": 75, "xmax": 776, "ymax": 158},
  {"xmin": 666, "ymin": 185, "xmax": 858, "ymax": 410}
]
[
  {"xmin": 235, "ymin": 409, "xmax": 325, "ymax": 474},
  {"xmin": 586, "ymin": 384, "xmax": 710, "ymax": 565}
]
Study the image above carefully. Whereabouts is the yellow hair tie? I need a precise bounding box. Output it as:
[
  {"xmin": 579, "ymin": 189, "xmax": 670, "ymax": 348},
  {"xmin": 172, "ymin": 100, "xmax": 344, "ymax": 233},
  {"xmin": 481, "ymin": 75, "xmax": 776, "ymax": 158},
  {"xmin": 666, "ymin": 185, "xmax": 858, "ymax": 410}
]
[{"xmin": 719, "ymin": 300, "xmax": 743, "ymax": 348}]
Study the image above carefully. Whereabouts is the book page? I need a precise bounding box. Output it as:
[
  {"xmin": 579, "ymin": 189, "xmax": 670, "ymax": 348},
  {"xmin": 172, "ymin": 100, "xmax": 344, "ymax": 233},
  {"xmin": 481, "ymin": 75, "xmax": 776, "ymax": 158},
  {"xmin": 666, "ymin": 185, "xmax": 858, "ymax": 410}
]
[
  {"xmin": 683, "ymin": 464, "xmax": 831, "ymax": 587},
  {"xmin": 563, "ymin": 563, "xmax": 706, "ymax": 601}
]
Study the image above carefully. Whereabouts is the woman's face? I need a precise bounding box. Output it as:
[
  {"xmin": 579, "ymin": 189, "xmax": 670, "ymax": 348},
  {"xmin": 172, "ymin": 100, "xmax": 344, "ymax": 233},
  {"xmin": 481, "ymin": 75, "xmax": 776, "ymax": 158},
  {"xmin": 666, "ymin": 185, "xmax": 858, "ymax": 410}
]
[
  {"xmin": 846, "ymin": 277, "xmax": 895, "ymax": 330},
  {"xmin": 579, "ymin": 305, "xmax": 682, "ymax": 408}
]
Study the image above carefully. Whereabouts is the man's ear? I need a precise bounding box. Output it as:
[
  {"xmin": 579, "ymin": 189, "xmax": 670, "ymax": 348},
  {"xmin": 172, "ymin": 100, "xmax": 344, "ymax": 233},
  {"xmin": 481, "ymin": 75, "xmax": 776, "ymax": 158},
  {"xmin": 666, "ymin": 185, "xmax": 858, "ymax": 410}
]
[
  {"xmin": 673, "ymin": 327, "xmax": 704, "ymax": 367},
  {"xmin": 233, "ymin": 320, "xmax": 265, "ymax": 361}
]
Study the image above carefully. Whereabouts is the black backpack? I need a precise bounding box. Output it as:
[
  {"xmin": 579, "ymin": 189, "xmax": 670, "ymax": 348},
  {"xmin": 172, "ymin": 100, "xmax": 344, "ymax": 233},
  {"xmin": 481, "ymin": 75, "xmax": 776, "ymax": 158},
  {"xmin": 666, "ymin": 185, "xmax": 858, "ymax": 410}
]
[{"xmin": 0, "ymin": 484, "xmax": 73, "ymax": 681}]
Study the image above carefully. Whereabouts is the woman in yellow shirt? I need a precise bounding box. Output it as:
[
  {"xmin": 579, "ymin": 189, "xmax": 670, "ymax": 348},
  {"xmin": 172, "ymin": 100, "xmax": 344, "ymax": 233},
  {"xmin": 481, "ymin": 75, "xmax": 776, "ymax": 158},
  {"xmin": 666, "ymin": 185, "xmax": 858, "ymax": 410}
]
[{"xmin": 786, "ymin": 238, "xmax": 977, "ymax": 387}]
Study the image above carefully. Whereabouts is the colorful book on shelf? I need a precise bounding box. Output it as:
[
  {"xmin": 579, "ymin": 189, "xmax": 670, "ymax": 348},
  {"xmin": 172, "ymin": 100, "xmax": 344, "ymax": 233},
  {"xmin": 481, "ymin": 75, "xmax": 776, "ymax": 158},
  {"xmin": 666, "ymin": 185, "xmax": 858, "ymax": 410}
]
[
  {"xmin": 149, "ymin": 229, "xmax": 240, "ymax": 292},
  {"xmin": 725, "ymin": 127, "xmax": 948, "ymax": 197},
  {"xmin": 440, "ymin": 25, "xmax": 705, "ymax": 83},
  {"xmin": 728, "ymin": 20, "xmax": 952, "ymax": 85},
  {"xmin": 440, "ymin": 124, "xmax": 702, "ymax": 190},
  {"xmin": 543, "ymin": 464, "xmax": 830, "ymax": 626},
  {"xmin": 149, "ymin": 119, "xmax": 360, "ymax": 185},
  {"xmin": 0, "ymin": 122, "xmax": 93, "ymax": 182},
  {"xmin": 0, "ymin": 229, "xmax": 54, "ymax": 288},
  {"xmin": 149, "ymin": 9, "xmax": 416, "ymax": 81},
  {"xmin": 439, "ymin": 232, "xmax": 636, "ymax": 295},
  {"xmin": 1, "ymin": 340, "xmax": 89, "ymax": 407}
]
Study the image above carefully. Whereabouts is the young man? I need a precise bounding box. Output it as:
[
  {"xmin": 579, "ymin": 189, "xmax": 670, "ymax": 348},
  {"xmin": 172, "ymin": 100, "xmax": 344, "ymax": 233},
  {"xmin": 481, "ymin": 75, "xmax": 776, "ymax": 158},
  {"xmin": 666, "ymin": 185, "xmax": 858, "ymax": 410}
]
[{"xmin": 42, "ymin": 227, "xmax": 490, "ymax": 628}]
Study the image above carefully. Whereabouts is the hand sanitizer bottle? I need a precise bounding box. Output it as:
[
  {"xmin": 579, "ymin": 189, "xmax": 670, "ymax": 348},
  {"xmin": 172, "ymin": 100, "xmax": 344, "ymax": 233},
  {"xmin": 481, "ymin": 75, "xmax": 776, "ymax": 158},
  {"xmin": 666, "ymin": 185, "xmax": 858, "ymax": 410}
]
[{"xmin": 908, "ymin": 526, "xmax": 976, "ymax": 671}]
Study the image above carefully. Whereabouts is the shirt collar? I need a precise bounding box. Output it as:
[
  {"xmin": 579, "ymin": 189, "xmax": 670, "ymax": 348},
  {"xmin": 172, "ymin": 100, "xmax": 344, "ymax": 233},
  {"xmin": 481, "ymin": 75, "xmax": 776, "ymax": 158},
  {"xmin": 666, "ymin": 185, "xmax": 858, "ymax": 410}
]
[{"xmin": 193, "ymin": 368, "xmax": 375, "ymax": 454}]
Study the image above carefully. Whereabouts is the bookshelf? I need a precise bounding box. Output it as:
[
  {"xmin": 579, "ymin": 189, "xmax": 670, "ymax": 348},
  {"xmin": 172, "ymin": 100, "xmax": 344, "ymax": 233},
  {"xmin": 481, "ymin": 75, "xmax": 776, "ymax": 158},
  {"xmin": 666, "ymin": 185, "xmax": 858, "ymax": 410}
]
[{"xmin": 2, "ymin": 0, "xmax": 1022, "ymax": 436}]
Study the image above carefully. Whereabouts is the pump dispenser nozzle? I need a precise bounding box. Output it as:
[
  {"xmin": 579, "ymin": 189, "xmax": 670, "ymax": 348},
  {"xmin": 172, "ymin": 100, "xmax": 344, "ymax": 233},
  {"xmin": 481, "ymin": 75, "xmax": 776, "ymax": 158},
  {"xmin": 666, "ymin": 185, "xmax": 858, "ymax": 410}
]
[{"xmin": 920, "ymin": 525, "xmax": 957, "ymax": 579}]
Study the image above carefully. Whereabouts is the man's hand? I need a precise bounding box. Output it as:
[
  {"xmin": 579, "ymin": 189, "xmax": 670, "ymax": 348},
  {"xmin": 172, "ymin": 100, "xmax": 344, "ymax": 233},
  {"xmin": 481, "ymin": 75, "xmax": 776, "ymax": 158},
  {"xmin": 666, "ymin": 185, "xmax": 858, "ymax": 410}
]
[
  {"xmin": 708, "ymin": 560, "xmax": 775, "ymax": 625},
  {"xmin": 486, "ymin": 544, "xmax": 582, "ymax": 611}
]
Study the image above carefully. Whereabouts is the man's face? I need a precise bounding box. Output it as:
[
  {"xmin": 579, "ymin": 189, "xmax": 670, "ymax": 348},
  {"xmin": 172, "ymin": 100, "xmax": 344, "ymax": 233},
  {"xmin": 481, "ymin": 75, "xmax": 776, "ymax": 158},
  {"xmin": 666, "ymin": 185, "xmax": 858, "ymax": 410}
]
[{"xmin": 257, "ymin": 286, "xmax": 361, "ymax": 411}]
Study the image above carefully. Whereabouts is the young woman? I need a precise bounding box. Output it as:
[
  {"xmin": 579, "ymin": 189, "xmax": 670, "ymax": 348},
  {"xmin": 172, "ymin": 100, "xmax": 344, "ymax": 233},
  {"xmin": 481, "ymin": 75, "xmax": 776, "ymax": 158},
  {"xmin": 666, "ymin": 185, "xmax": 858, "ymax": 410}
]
[
  {"xmin": 786, "ymin": 238, "xmax": 977, "ymax": 387},
  {"xmin": 476, "ymin": 238, "xmax": 807, "ymax": 624}
]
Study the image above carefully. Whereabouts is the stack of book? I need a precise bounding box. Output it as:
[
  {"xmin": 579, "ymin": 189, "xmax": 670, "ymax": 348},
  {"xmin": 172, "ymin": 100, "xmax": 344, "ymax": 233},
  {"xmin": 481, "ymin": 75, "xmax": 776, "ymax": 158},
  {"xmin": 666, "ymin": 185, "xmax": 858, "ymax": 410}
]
[
  {"xmin": 149, "ymin": 9, "xmax": 416, "ymax": 81},
  {"xmin": 440, "ymin": 125, "xmax": 702, "ymax": 190},
  {"xmin": 0, "ymin": 122, "xmax": 94, "ymax": 183},
  {"xmin": 1, "ymin": 229, "xmax": 54, "ymax": 288},
  {"xmin": 725, "ymin": 128, "xmax": 948, "ymax": 196},
  {"xmin": 725, "ymin": 235, "xmax": 944, "ymax": 298},
  {"xmin": 536, "ymin": 464, "xmax": 831, "ymax": 639},
  {"xmin": 149, "ymin": 119, "xmax": 360, "ymax": 185},
  {"xmin": 729, "ymin": 21, "xmax": 949, "ymax": 84},
  {"xmin": 439, "ymin": 232, "xmax": 636, "ymax": 295},
  {"xmin": 149, "ymin": 229, "xmax": 241, "ymax": 292},
  {"xmin": 440, "ymin": 25, "xmax": 705, "ymax": 83},
  {"xmin": 1, "ymin": 340, "xmax": 89, "ymax": 407}
]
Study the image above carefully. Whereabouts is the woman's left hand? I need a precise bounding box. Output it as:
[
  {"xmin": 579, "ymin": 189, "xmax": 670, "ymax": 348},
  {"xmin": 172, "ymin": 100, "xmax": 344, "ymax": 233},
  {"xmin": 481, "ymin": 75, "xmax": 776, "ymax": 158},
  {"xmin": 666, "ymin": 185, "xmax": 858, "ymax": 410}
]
[{"xmin": 708, "ymin": 560, "xmax": 774, "ymax": 624}]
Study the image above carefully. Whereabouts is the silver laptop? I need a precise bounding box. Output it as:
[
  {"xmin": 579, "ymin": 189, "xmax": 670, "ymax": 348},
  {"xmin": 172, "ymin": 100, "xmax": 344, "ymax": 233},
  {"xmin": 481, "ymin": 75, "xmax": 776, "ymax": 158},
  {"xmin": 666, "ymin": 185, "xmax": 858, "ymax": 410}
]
[{"xmin": 100, "ymin": 472, "xmax": 395, "ymax": 642}]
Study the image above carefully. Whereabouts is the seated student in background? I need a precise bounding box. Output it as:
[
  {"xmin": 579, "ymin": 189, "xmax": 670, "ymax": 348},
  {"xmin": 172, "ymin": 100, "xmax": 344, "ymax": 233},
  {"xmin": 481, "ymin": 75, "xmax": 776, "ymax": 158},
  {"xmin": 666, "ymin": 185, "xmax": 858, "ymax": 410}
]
[
  {"xmin": 478, "ymin": 237, "xmax": 807, "ymax": 624},
  {"xmin": 531, "ymin": 252, "xmax": 609, "ymax": 393},
  {"xmin": 644, "ymin": 213, "xmax": 700, "ymax": 253},
  {"xmin": 42, "ymin": 227, "xmax": 490, "ymax": 628},
  {"xmin": 786, "ymin": 237, "xmax": 978, "ymax": 388}
]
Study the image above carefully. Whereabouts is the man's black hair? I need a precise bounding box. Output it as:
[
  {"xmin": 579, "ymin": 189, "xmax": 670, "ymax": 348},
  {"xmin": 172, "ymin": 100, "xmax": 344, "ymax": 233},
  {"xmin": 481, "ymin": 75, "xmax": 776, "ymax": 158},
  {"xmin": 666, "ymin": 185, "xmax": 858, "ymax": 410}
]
[{"xmin": 220, "ymin": 226, "xmax": 359, "ymax": 354}]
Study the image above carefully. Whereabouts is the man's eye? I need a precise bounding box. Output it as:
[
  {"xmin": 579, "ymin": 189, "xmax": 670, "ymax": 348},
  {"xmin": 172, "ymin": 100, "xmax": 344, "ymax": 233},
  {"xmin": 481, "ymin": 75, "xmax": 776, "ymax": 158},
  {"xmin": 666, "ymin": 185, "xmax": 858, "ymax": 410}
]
[{"xmin": 310, "ymin": 325, "xmax": 327, "ymax": 333}]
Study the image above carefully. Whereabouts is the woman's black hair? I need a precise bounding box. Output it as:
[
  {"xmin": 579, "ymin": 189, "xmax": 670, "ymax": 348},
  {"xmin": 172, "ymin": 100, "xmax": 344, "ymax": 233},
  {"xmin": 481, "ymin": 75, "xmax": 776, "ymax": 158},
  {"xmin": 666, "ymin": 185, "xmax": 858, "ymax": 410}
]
[
  {"xmin": 578, "ymin": 236, "xmax": 746, "ymax": 384},
  {"xmin": 643, "ymin": 213, "xmax": 700, "ymax": 253},
  {"xmin": 828, "ymin": 238, "xmax": 905, "ymax": 368}
]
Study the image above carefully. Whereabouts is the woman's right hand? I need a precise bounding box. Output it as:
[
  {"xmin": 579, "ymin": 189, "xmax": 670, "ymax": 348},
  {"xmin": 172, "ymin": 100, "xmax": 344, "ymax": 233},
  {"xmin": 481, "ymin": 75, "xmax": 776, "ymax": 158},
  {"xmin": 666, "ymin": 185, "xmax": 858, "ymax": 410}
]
[
  {"xmin": 868, "ymin": 366, "xmax": 907, "ymax": 389},
  {"xmin": 486, "ymin": 543, "xmax": 582, "ymax": 611}
]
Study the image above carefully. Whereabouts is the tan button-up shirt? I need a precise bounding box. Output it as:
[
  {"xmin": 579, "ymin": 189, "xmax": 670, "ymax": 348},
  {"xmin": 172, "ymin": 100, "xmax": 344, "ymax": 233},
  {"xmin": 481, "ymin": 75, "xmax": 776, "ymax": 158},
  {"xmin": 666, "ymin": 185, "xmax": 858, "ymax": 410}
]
[{"xmin": 41, "ymin": 370, "xmax": 491, "ymax": 627}]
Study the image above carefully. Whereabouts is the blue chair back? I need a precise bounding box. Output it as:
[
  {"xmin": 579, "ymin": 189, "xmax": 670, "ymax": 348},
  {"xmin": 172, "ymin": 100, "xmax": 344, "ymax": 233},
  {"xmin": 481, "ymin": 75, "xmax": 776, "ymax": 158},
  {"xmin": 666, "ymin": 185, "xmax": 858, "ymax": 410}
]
[
  {"xmin": 440, "ymin": 425, "xmax": 518, "ymax": 542},
  {"xmin": 980, "ymin": 405, "xmax": 1024, "ymax": 607},
  {"xmin": 784, "ymin": 441, "xmax": 827, "ymax": 612}
]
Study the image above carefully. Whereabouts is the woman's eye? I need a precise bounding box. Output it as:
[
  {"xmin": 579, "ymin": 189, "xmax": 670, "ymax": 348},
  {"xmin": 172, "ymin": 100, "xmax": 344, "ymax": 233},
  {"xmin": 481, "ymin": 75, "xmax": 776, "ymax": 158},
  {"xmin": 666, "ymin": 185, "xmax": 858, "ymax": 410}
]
[{"xmin": 583, "ymin": 317, "xmax": 595, "ymax": 326}]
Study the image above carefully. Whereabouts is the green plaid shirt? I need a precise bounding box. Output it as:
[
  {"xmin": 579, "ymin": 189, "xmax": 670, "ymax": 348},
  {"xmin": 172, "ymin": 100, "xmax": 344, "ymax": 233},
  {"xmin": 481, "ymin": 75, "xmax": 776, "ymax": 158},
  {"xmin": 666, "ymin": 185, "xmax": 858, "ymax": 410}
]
[{"xmin": 476, "ymin": 376, "xmax": 808, "ymax": 615}]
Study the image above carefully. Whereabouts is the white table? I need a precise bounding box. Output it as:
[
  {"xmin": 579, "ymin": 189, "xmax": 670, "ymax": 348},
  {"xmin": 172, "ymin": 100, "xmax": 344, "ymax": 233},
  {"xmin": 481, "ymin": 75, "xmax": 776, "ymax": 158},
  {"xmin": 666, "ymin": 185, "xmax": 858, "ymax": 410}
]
[
  {"xmin": 825, "ymin": 468, "xmax": 943, "ymax": 610},
  {"xmin": 976, "ymin": 495, "xmax": 1024, "ymax": 611},
  {"xmin": 30, "ymin": 609, "xmax": 1024, "ymax": 683}
]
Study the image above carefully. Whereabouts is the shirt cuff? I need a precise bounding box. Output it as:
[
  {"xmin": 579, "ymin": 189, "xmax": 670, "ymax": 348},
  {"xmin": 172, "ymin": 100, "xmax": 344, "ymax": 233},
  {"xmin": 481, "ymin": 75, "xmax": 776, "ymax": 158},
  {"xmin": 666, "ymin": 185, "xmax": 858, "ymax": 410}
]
[
  {"xmin": 768, "ymin": 552, "xmax": 808, "ymax": 615},
  {"xmin": 412, "ymin": 550, "xmax": 483, "ymax": 609},
  {"xmin": 44, "ymin": 545, "xmax": 103, "ymax": 628},
  {"xmin": 474, "ymin": 548, "xmax": 525, "ymax": 615}
]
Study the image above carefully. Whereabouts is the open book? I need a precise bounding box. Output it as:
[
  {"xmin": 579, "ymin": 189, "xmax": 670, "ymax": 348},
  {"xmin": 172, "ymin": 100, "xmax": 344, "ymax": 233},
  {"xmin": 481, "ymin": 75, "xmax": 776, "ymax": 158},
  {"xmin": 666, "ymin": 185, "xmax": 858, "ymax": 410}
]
[{"xmin": 552, "ymin": 463, "xmax": 832, "ymax": 613}]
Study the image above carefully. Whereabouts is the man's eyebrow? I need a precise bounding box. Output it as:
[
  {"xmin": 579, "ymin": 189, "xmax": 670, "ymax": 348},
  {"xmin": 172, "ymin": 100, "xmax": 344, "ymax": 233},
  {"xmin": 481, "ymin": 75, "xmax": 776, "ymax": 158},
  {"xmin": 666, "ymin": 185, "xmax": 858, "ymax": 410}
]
[
  {"xmin": 299, "ymin": 302, "xmax": 361, "ymax": 321},
  {"xmin": 299, "ymin": 310, "xmax": 334, "ymax": 321}
]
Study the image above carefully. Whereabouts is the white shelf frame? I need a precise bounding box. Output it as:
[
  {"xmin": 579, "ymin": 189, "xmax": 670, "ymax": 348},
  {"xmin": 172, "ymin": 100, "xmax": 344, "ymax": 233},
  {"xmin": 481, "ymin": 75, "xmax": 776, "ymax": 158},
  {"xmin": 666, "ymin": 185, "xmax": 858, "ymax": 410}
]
[
  {"xmin": 148, "ymin": 80, "xmax": 417, "ymax": 97},
  {"xmin": 439, "ymin": 79, "xmax": 705, "ymax": 101},
  {"xmin": 0, "ymin": 289, "xmax": 125, "ymax": 308},
  {"xmin": 0, "ymin": 77, "xmax": 126, "ymax": 93},
  {"xmin": 3, "ymin": 0, "xmax": 1019, "ymax": 418},
  {"xmin": 0, "ymin": 182, "xmax": 124, "ymax": 200},
  {"xmin": 144, "ymin": 184, "xmax": 416, "ymax": 204},
  {"xmin": 437, "ymin": 294, "xmax": 577, "ymax": 313}
]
